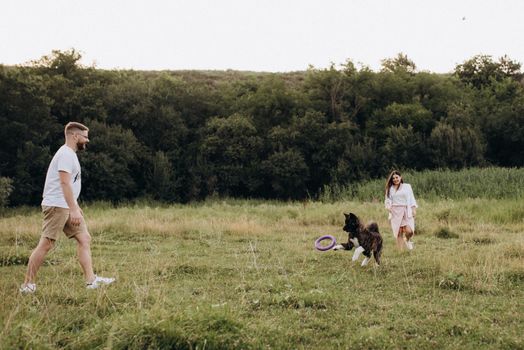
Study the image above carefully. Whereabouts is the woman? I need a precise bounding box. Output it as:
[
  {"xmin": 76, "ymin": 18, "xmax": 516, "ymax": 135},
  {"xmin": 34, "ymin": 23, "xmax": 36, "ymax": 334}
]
[{"xmin": 384, "ymin": 170, "xmax": 417, "ymax": 250}]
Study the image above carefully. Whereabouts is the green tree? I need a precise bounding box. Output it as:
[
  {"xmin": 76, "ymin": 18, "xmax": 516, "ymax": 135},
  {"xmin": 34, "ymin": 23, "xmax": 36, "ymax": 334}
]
[
  {"xmin": 428, "ymin": 122, "xmax": 485, "ymax": 168},
  {"xmin": 330, "ymin": 137, "xmax": 382, "ymax": 184},
  {"xmin": 262, "ymin": 149, "xmax": 309, "ymax": 199},
  {"xmin": 382, "ymin": 125, "xmax": 425, "ymax": 169},
  {"xmin": 304, "ymin": 62, "xmax": 357, "ymax": 122},
  {"xmin": 104, "ymin": 72, "xmax": 153, "ymax": 129},
  {"xmin": 0, "ymin": 66, "xmax": 57, "ymax": 205},
  {"xmin": 147, "ymin": 151, "xmax": 177, "ymax": 201},
  {"xmin": 0, "ymin": 177, "xmax": 14, "ymax": 208},
  {"xmin": 476, "ymin": 79, "xmax": 524, "ymax": 165},
  {"xmin": 9, "ymin": 142, "xmax": 51, "ymax": 205},
  {"xmin": 343, "ymin": 66, "xmax": 377, "ymax": 129},
  {"xmin": 234, "ymin": 75, "xmax": 298, "ymax": 131},
  {"xmin": 31, "ymin": 49, "xmax": 84, "ymax": 79},
  {"xmin": 266, "ymin": 111, "xmax": 361, "ymax": 193},
  {"xmin": 31, "ymin": 49, "xmax": 98, "ymax": 125},
  {"xmin": 199, "ymin": 114, "xmax": 263, "ymax": 197},
  {"xmin": 373, "ymin": 72, "xmax": 414, "ymax": 109},
  {"xmin": 266, "ymin": 112, "xmax": 324, "ymax": 187},
  {"xmin": 369, "ymin": 102, "xmax": 435, "ymax": 143},
  {"xmin": 381, "ymin": 53, "xmax": 417, "ymax": 74},
  {"xmin": 80, "ymin": 121, "xmax": 145, "ymax": 201},
  {"xmin": 412, "ymin": 72, "xmax": 463, "ymax": 119},
  {"xmin": 454, "ymin": 55, "xmax": 523, "ymax": 89}
]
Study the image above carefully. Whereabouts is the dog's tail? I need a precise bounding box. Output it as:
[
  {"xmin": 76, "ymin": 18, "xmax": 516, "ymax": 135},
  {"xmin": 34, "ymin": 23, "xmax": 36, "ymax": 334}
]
[
  {"xmin": 367, "ymin": 221, "xmax": 379, "ymax": 233},
  {"xmin": 373, "ymin": 235, "xmax": 383, "ymax": 266}
]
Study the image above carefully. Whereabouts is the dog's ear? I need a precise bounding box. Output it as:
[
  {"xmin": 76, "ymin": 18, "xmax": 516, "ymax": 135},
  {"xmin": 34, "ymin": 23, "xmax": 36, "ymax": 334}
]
[
  {"xmin": 349, "ymin": 213, "xmax": 358, "ymax": 220},
  {"xmin": 344, "ymin": 213, "xmax": 349, "ymax": 218}
]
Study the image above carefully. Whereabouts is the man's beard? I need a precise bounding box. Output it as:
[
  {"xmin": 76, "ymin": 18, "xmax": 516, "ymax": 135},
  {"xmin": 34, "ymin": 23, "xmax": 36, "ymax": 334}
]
[{"xmin": 77, "ymin": 142, "xmax": 87, "ymax": 151}]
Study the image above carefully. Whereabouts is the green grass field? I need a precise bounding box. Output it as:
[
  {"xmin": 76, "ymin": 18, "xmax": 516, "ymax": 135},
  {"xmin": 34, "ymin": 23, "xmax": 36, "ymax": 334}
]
[{"xmin": 0, "ymin": 196, "xmax": 522, "ymax": 349}]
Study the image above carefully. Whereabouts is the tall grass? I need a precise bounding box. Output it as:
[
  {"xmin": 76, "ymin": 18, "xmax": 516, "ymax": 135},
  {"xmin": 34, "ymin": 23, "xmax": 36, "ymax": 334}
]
[
  {"xmin": 0, "ymin": 168, "xmax": 523, "ymax": 349},
  {"xmin": 320, "ymin": 167, "xmax": 524, "ymax": 202}
]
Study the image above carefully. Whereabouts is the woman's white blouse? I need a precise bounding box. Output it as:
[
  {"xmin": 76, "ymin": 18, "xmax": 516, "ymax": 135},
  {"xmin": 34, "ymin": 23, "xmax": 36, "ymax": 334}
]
[
  {"xmin": 385, "ymin": 183, "xmax": 418, "ymax": 218},
  {"xmin": 390, "ymin": 184, "xmax": 408, "ymax": 205}
]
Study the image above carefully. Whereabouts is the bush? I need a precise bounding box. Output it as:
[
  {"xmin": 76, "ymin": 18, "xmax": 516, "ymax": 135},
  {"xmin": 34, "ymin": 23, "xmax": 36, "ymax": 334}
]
[
  {"xmin": 434, "ymin": 227, "xmax": 459, "ymax": 239},
  {"xmin": 0, "ymin": 254, "xmax": 28, "ymax": 266},
  {"xmin": 439, "ymin": 272, "xmax": 464, "ymax": 290},
  {"xmin": 0, "ymin": 177, "xmax": 14, "ymax": 207},
  {"xmin": 320, "ymin": 167, "xmax": 524, "ymax": 202}
]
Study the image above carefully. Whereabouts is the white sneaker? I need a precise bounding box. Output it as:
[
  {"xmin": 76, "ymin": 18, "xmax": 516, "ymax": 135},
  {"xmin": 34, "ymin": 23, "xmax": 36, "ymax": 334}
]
[
  {"xmin": 20, "ymin": 283, "xmax": 36, "ymax": 294},
  {"xmin": 86, "ymin": 275, "xmax": 115, "ymax": 289}
]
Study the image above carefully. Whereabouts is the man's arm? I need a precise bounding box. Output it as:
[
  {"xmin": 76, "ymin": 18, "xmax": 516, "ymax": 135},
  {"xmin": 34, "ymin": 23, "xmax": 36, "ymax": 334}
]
[{"xmin": 59, "ymin": 171, "xmax": 82, "ymax": 226}]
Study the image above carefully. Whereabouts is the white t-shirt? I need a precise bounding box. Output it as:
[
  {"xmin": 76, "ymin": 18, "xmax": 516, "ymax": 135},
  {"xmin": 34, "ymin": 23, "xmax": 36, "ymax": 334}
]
[{"xmin": 41, "ymin": 145, "xmax": 81, "ymax": 208}]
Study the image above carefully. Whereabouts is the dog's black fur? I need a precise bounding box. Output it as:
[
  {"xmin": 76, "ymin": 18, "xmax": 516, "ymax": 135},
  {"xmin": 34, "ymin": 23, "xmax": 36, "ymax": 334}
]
[{"xmin": 340, "ymin": 212, "xmax": 383, "ymax": 265}]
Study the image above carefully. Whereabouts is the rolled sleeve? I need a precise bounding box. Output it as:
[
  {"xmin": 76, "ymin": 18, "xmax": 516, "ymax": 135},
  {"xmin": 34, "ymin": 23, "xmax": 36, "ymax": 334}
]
[{"xmin": 56, "ymin": 154, "xmax": 74, "ymax": 174}]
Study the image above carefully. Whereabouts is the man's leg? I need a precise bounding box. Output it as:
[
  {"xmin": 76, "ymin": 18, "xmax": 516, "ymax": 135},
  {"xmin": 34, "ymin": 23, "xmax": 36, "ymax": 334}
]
[
  {"xmin": 23, "ymin": 237, "xmax": 55, "ymax": 285},
  {"xmin": 72, "ymin": 231, "xmax": 96, "ymax": 283},
  {"xmin": 21, "ymin": 206, "xmax": 67, "ymax": 291},
  {"xmin": 66, "ymin": 215, "xmax": 114, "ymax": 288}
]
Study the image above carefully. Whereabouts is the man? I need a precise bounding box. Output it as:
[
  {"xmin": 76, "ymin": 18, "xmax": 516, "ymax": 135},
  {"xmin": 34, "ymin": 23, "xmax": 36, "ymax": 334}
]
[{"xmin": 20, "ymin": 122, "xmax": 114, "ymax": 293}]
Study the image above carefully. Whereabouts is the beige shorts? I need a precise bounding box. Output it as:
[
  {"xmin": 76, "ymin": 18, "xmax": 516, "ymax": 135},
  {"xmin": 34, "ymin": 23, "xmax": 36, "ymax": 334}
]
[{"xmin": 41, "ymin": 206, "xmax": 88, "ymax": 240}]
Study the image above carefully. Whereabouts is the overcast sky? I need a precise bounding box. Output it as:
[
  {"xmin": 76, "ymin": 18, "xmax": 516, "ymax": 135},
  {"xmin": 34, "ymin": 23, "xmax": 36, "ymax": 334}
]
[{"xmin": 1, "ymin": 0, "xmax": 523, "ymax": 73}]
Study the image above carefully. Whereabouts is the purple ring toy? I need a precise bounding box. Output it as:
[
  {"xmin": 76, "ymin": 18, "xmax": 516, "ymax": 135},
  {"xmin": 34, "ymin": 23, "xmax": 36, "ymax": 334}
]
[{"xmin": 315, "ymin": 235, "xmax": 337, "ymax": 251}]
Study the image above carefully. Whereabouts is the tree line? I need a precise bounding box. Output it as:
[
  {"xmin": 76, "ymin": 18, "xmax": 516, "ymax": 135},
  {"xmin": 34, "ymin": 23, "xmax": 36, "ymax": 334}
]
[{"xmin": 1, "ymin": 50, "xmax": 523, "ymax": 206}]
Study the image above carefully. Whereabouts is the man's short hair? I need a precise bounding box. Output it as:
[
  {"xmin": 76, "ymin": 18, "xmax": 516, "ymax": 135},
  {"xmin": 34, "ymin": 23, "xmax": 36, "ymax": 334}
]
[{"xmin": 64, "ymin": 122, "xmax": 89, "ymax": 136}]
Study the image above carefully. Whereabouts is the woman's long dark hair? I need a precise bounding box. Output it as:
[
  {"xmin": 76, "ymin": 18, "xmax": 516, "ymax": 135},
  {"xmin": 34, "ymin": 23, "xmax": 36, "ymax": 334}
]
[{"xmin": 385, "ymin": 170, "xmax": 403, "ymax": 197}]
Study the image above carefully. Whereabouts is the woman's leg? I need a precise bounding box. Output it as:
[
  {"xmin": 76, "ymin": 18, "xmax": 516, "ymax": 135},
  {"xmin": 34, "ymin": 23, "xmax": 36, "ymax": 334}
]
[
  {"xmin": 396, "ymin": 228, "xmax": 405, "ymax": 249},
  {"xmin": 404, "ymin": 225, "xmax": 414, "ymax": 241},
  {"xmin": 403, "ymin": 226, "xmax": 414, "ymax": 249}
]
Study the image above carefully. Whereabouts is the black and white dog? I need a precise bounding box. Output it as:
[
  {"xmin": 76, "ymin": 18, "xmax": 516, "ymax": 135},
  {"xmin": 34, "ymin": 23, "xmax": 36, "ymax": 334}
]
[{"xmin": 333, "ymin": 213, "xmax": 383, "ymax": 266}]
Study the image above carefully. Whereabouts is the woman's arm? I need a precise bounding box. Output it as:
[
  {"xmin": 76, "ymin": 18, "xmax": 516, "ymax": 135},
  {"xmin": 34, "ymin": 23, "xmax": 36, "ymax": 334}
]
[
  {"xmin": 407, "ymin": 184, "xmax": 417, "ymax": 216},
  {"xmin": 384, "ymin": 195, "xmax": 392, "ymax": 211}
]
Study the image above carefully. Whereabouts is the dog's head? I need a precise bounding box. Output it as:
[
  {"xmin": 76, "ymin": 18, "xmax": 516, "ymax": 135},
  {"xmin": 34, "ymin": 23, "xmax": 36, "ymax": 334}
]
[{"xmin": 343, "ymin": 213, "xmax": 361, "ymax": 235}]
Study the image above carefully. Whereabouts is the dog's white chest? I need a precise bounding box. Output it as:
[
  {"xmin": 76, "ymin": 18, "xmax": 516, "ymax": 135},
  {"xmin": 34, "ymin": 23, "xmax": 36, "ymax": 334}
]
[{"xmin": 349, "ymin": 238, "xmax": 360, "ymax": 247}]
